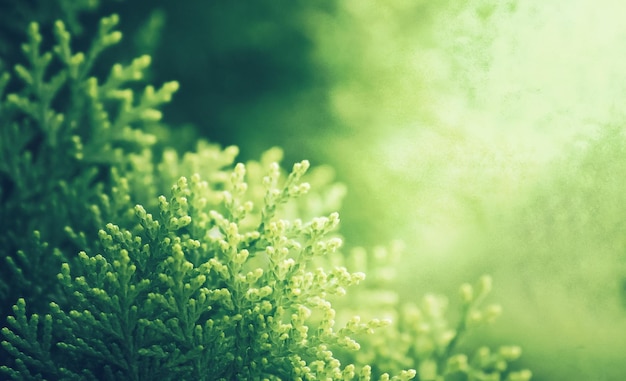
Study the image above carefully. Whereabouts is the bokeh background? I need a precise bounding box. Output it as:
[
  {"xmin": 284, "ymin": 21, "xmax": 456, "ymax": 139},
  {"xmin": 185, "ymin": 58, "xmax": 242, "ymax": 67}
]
[{"xmin": 6, "ymin": 0, "xmax": 626, "ymax": 379}]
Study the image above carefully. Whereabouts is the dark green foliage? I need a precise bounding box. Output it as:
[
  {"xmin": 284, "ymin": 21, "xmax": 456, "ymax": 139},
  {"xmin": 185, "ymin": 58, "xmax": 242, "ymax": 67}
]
[{"xmin": 0, "ymin": 11, "xmax": 177, "ymax": 317}]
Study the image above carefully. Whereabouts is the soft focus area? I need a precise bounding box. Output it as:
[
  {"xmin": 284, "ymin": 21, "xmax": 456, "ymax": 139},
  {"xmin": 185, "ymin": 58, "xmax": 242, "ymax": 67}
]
[{"xmin": 79, "ymin": 0, "xmax": 626, "ymax": 379}]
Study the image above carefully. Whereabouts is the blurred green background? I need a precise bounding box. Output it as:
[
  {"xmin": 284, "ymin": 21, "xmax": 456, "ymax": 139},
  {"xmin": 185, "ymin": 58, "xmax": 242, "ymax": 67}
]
[
  {"xmin": 120, "ymin": 1, "xmax": 626, "ymax": 379},
  {"xmin": 6, "ymin": 0, "xmax": 626, "ymax": 379}
]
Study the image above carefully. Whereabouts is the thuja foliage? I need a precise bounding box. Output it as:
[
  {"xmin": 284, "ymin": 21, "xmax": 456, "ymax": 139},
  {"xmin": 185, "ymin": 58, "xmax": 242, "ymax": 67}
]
[
  {"xmin": 0, "ymin": 10, "xmax": 531, "ymax": 381},
  {"xmin": 0, "ymin": 12, "xmax": 176, "ymax": 317},
  {"xmin": 324, "ymin": 245, "xmax": 532, "ymax": 381}
]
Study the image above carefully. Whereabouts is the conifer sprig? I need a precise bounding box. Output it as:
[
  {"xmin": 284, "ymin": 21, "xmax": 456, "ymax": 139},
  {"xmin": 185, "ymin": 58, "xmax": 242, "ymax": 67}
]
[{"xmin": 0, "ymin": 12, "xmax": 178, "ymax": 318}]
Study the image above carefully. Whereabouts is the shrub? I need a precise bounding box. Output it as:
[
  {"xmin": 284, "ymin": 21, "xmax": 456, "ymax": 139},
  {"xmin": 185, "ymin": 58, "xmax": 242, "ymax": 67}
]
[{"xmin": 0, "ymin": 4, "xmax": 530, "ymax": 380}]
